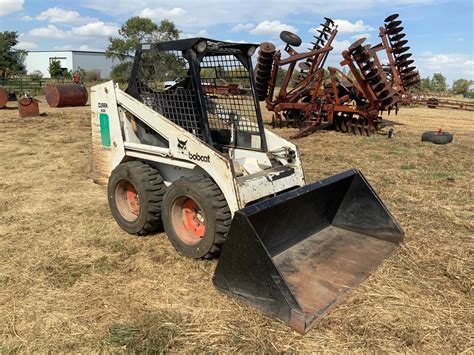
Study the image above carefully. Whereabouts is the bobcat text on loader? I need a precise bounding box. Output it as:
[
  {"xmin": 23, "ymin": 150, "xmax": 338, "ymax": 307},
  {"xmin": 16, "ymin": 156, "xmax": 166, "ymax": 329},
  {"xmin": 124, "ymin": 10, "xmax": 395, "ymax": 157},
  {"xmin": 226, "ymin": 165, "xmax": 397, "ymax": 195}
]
[{"xmin": 90, "ymin": 37, "xmax": 404, "ymax": 333}]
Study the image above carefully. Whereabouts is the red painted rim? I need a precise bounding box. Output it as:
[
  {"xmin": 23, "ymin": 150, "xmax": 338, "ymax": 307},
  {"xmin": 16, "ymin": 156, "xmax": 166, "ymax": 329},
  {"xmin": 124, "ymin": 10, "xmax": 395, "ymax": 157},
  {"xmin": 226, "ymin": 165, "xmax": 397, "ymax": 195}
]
[
  {"xmin": 171, "ymin": 196, "xmax": 206, "ymax": 245},
  {"xmin": 115, "ymin": 180, "xmax": 140, "ymax": 222}
]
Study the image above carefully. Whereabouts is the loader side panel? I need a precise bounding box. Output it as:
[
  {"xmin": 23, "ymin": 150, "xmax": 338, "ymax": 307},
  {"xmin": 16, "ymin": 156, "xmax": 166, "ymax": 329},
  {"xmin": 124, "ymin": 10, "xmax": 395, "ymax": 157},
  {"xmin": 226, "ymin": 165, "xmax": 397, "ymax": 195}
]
[{"xmin": 91, "ymin": 82, "xmax": 125, "ymax": 185}]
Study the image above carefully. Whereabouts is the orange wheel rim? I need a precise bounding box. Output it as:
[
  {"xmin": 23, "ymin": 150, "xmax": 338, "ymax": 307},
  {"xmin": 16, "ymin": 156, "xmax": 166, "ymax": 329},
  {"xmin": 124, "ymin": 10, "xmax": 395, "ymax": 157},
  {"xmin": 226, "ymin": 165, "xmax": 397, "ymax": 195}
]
[
  {"xmin": 171, "ymin": 197, "xmax": 206, "ymax": 245},
  {"xmin": 126, "ymin": 183, "xmax": 140, "ymax": 216},
  {"xmin": 115, "ymin": 180, "xmax": 140, "ymax": 222}
]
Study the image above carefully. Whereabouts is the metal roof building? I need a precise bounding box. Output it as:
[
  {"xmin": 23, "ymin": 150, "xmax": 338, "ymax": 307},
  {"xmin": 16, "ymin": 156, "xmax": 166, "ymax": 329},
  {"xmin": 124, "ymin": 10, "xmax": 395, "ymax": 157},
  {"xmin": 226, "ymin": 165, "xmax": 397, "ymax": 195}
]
[{"xmin": 24, "ymin": 50, "xmax": 120, "ymax": 79}]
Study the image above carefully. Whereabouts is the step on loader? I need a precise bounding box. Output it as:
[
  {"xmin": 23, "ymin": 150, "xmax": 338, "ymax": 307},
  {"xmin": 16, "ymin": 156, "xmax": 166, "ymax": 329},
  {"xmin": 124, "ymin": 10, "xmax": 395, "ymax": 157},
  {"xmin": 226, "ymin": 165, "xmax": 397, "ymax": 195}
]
[{"xmin": 90, "ymin": 38, "xmax": 404, "ymax": 333}]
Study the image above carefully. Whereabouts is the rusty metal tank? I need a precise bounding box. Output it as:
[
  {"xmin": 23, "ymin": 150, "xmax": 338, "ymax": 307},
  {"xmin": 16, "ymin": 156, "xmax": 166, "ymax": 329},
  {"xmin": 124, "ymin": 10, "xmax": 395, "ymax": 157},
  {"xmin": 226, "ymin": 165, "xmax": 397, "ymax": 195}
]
[
  {"xmin": 45, "ymin": 84, "xmax": 88, "ymax": 107},
  {"xmin": 0, "ymin": 87, "xmax": 8, "ymax": 108},
  {"xmin": 18, "ymin": 97, "xmax": 40, "ymax": 118}
]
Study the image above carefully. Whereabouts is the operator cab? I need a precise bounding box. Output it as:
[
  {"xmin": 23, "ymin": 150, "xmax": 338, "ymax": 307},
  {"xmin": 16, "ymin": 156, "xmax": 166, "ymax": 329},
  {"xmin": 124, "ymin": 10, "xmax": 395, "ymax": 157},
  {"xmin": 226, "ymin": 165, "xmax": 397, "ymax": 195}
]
[{"xmin": 126, "ymin": 38, "xmax": 267, "ymax": 155}]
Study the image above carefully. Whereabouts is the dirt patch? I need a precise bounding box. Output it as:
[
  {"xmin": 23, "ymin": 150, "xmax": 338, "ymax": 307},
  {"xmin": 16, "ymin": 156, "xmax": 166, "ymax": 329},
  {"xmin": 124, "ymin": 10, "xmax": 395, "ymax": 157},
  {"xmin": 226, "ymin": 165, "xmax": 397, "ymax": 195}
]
[{"xmin": 0, "ymin": 98, "xmax": 472, "ymax": 352}]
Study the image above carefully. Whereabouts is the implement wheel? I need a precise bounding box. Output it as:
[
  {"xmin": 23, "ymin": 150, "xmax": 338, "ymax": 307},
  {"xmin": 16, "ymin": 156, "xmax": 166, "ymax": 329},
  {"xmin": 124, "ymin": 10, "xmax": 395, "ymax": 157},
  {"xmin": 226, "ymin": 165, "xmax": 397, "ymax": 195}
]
[
  {"xmin": 162, "ymin": 176, "xmax": 231, "ymax": 259},
  {"xmin": 108, "ymin": 161, "xmax": 166, "ymax": 235}
]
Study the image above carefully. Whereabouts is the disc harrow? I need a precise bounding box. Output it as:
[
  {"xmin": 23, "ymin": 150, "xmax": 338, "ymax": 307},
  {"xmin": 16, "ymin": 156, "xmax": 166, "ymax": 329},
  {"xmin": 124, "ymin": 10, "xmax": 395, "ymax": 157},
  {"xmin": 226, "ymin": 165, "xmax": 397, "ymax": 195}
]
[
  {"xmin": 382, "ymin": 14, "xmax": 420, "ymax": 92},
  {"xmin": 256, "ymin": 14, "xmax": 419, "ymax": 138}
]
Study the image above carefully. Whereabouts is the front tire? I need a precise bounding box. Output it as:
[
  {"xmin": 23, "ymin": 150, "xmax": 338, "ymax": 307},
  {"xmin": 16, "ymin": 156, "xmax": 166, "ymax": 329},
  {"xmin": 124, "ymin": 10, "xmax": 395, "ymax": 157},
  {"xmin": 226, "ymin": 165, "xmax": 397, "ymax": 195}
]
[
  {"xmin": 108, "ymin": 161, "xmax": 166, "ymax": 235},
  {"xmin": 162, "ymin": 176, "xmax": 231, "ymax": 259}
]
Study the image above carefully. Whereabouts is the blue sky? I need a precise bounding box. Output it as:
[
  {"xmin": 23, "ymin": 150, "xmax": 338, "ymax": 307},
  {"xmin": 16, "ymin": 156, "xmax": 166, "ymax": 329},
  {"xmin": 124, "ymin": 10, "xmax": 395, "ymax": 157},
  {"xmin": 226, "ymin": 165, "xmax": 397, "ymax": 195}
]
[{"xmin": 0, "ymin": 0, "xmax": 472, "ymax": 85}]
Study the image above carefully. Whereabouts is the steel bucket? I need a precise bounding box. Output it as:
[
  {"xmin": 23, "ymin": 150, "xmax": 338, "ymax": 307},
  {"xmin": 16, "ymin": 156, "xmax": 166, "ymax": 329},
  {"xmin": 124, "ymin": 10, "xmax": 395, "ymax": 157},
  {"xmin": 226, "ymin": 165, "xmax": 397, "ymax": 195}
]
[{"xmin": 213, "ymin": 169, "xmax": 404, "ymax": 333}]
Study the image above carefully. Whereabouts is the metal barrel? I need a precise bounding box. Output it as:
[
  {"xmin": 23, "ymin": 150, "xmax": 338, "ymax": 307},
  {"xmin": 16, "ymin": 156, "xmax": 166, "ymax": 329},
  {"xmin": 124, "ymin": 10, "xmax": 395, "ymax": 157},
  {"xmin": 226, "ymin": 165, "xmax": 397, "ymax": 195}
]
[
  {"xmin": 0, "ymin": 87, "xmax": 8, "ymax": 108},
  {"xmin": 213, "ymin": 169, "xmax": 404, "ymax": 333},
  {"xmin": 45, "ymin": 84, "xmax": 88, "ymax": 107},
  {"xmin": 18, "ymin": 98, "xmax": 40, "ymax": 118}
]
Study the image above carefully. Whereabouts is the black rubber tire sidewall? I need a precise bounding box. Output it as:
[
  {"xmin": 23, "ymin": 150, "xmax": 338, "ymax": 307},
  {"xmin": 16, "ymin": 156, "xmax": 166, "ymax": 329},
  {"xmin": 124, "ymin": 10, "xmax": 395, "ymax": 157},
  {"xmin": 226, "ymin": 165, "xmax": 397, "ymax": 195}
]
[
  {"xmin": 108, "ymin": 163, "xmax": 159, "ymax": 234},
  {"xmin": 421, "ymin": 131, "xmax": 453, "ymax": 144},
  {"xmin": 280, "ymin": 31, "xmax": 302, "ymax": 47},
  {"xmin": 162, "ymin": 179, "xmax": 220, "ymax": 259}
]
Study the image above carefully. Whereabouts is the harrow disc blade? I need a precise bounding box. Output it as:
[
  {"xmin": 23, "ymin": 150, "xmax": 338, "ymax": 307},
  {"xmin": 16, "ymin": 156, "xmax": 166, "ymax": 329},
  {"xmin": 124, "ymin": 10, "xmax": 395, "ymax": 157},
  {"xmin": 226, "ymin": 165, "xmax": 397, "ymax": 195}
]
[
  {"xmin": 403, "ymin": 77, "xmax": 420, "ymax": 87},
  {"xmin": 317, "ymin": 30, "xmax": 329, "ymax": 39},
  {"xmin": 386, "ymin": 20, "xmax": 402, "ymax": 30},
  {"xmin": 385, "ymin": 13, "xmax": 399, "ymax": 22},
  {"xmin": 393, "ymin": 46, "xmax": 411, "ymax": 55},
  {"xmin": 259, "ymin": 42, "xmax": 277, "ymax": 54},
  {"xmin": 402, "ymin": 72, "xmax": 419, "ymax": 82},
  {"xmin": 396, "ymin": 59, "xmax": 414, "ymax": 68},
  {"xmin": 361, "ymin": 61, "xmax": 376, "ymax": 72},
  {"xmin": 377, "ymin": 89, "xmax": 391, "ymax": 99},
  {"xmin": 354, "ymin": 48, "xmax": 372, "ymax": 62},
  {"xmin": 348, "ymin": 38, "xmax": 366, "ymax": 52},
  {"xmin": 401, "ymin": 66, "xmax": 417, "ymax": 75},
  {"xmin": 387, "ymin": 26, "xmax": 404, "ymax": 35},
  {"xmin": 324, "ymin": 17, "xmax": 335, "ymax": 26},
  {"xmin": 391, "ymin": 33, "xmax": 406, "ymax": 41},
  {"xmin": 320, "ymin": 23, "xmax": 332, "ymax": 32},
  {"xmin": 373, "ymin": 82, "xmax": 387, "ymax": 92},
  {"xmin": 365, "ymin": 68, "xmax": 383, "ymax": 80},
  {"xmin": 368, "ymin": 75, "xmax": 383, "ymax": 85},
  {"xmin": 396, "ymin": 52, "xmax": 413, "ymax": 61},
  {"xmin": 299, "ymin": 62, "xmax": 311, "ymax": 71},
  {"xmin": 391, "ymin": 39, "xmax": 408, "ymax": 48}
]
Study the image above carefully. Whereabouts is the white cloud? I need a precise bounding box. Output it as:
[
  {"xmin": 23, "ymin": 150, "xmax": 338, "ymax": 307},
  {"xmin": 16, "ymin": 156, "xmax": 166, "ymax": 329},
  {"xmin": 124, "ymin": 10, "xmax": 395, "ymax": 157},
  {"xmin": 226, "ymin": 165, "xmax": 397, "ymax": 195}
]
[
  {"xmin": 71, "ymin": 21, "xmax": 119, "ymax": 37},
  {"xmin": 334, "ymin": 19, "xmax": 373, "ymax": 33},
  {"xmin": 20, "ymin": 15, "xmax": 34, "ymax": 21},
  {"xmin": 15, "ymin": 41, "xmax": 38, "ymax": 50},
  {"xmin": 0, "ymin": 0, "xmax": 24, "ymax": 16},
  {"xmin": 28, "ymin": 25, "xmax": 67, "ymax": 39},
  {"xmin": 351, "ymin": 32, "xmax": 371, "ymax": 40},
  {"xmin": 417, "ymin": 52, "xmax": 474, "ymax": 82},
  {"xmin": 53, "ymin": 45, "xmax": 73, "ymax": 50},
  {"xmin": 182, "ymin": 30, "xmax": 209, "ymax": 39},
  {"xmin": 36, "ymin": 7, "xmax": 98, "ymax": 25},
  {"xmin": 310, "ymin": 19, "xmax": 373, "ymax": 35},
  {"xmin": 139, "ymin": 7, "xmax": 186, "ymax": 19},
  {"xmin": 232, "ymin": 23, "xmax": 255, "ymax": 32},
  {"xmin": 79, "ymin": 44, "xmax": 103, "ymax": 52},
  {"xmin": 250, "ymin": 20, "xmax": 297, "ymax": 36}
]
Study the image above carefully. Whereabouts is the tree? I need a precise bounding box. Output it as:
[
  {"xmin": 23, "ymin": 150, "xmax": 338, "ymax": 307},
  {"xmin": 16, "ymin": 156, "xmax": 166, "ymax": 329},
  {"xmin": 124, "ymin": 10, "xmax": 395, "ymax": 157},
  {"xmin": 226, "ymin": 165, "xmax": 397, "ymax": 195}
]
[
  {"xmin": 106, "ymin": 17, "xmax": 181, "ymax": 60},
  {"xmin": 451, "ymin": 79, "xmax": 472, "ymax": 95},
  {"xmin": 107, "ymin": 17, "xmax": 182, "ymax": 83},
  {"xmin": 420, "ymin": 76, "xmax": 432, "ymax": 91},
  {"xmin": 0, "ymin": 31, "xmax": 26, "ymax": 78},
  {"xmin": 49, "ymin": 60, "xmax": 64, "ymax": 78},
  {"xmin": 110, "ymin": 61, "xmax": 133, "ymax": 83},
  {"xmin": 431, "ymin": 72, "xmax": 447, "ymax": 92}
]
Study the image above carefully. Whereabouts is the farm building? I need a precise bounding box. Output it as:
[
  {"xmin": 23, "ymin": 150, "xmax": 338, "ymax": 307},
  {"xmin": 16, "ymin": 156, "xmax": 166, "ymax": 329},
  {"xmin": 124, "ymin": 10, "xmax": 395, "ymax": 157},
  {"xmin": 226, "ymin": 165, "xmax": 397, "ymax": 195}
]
[{"xmin": 24, "ymin": 50, "xmax": 120, "ymax": 79}]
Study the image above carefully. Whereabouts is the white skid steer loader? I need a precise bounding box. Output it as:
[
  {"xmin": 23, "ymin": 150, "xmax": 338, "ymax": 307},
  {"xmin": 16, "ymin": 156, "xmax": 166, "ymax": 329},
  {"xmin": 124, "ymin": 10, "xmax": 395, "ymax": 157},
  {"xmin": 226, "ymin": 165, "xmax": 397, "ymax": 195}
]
[{"xmin": 91, "ymin": 38, "xmax": 404, "ymax": 333}]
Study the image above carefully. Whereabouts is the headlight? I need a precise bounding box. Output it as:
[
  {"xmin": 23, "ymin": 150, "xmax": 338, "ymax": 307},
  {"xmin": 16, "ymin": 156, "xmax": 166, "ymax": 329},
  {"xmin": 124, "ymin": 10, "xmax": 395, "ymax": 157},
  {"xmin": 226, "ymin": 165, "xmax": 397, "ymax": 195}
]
[
  {"xmin": 195, "ymin": 40, "xmax": 207, "ymax": 53},
  {"xmin": 247, "ymin": 46, "xmax": 257, "ymax": 56}
]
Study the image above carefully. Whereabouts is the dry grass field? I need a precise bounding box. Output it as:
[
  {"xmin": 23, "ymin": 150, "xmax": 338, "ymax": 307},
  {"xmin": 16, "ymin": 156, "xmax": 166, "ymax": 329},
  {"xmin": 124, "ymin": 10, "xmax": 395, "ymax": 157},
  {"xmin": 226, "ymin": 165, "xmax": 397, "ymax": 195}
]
[{"xmin": 1, "ymin": 97, "xmax": 473, "ymax": 352}]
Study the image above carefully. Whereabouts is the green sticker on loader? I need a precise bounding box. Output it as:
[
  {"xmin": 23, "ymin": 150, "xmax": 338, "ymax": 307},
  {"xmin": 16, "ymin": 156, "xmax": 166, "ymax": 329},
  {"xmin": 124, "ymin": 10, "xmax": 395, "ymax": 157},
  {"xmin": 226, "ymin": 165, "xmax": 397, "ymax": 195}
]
[{"xmin": 99, "ymin": 113, "xmax": 111, "ymax": 147}]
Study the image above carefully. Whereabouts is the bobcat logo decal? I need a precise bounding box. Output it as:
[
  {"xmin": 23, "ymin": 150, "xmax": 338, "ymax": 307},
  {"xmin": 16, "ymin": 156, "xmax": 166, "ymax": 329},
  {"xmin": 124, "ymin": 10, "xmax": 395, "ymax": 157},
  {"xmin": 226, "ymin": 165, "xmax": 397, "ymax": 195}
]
[{"xmin": 177, "ymin": 138, "xmax": 187, "ymax": 153}]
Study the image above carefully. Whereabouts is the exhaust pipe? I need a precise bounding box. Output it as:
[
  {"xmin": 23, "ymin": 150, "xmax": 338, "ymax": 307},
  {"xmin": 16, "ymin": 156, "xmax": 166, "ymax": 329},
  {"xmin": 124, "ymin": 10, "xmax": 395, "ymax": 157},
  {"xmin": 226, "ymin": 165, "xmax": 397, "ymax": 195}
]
[{"xmin": 213, "ymin": 169, "xmax": 403, "ymax": 333}]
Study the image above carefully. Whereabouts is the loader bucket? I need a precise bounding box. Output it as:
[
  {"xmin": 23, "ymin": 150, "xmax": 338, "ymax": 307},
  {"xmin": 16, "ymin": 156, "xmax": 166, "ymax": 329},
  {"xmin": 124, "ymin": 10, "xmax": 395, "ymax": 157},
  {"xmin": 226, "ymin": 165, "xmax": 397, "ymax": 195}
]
[{"xmin": 213, "ymin": 169, "xmax": 403, "ymax": 333}]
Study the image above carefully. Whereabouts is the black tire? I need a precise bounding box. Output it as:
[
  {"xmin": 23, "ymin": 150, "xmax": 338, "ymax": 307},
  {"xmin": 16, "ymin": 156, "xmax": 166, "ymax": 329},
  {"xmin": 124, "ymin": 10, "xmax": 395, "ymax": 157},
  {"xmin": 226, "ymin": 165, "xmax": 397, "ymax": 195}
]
[
  {"xmin": 421, "ymin": 131, "xmax": 453, "ymax": 144},
  {"xmin": 108, "ymin": 161, "xmax": 166, "ymax": 235},
  {"xmin": 280, "ymin": 31, "xmax": 302, "ymax": 47},
  {"xmin": 426, "ymin": 98, "xmax": 438, "ymax": 109},
  {"xmin": 162, "ymin": 176, "xmax": 231, "ymax": 259}
]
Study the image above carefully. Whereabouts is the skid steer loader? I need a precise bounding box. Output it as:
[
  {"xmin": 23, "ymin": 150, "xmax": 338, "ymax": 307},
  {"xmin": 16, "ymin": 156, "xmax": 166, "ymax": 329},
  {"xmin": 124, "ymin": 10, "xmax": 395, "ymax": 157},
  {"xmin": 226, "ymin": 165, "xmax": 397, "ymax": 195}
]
[{"xmin": 91, "ymin": 38, "xmax": 404, "ymax": 333}]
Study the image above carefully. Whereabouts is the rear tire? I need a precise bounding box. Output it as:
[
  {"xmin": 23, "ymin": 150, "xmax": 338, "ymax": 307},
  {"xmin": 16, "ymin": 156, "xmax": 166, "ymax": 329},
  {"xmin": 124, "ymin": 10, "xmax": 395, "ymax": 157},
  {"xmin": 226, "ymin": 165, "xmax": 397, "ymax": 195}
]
[
  {"xmin": 162, "ymin": 176, "xmax": 231, "ymax": 259},
  {"xmin": 108, "ymin": 161, "xmax": 166, "ymax": 235}
]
